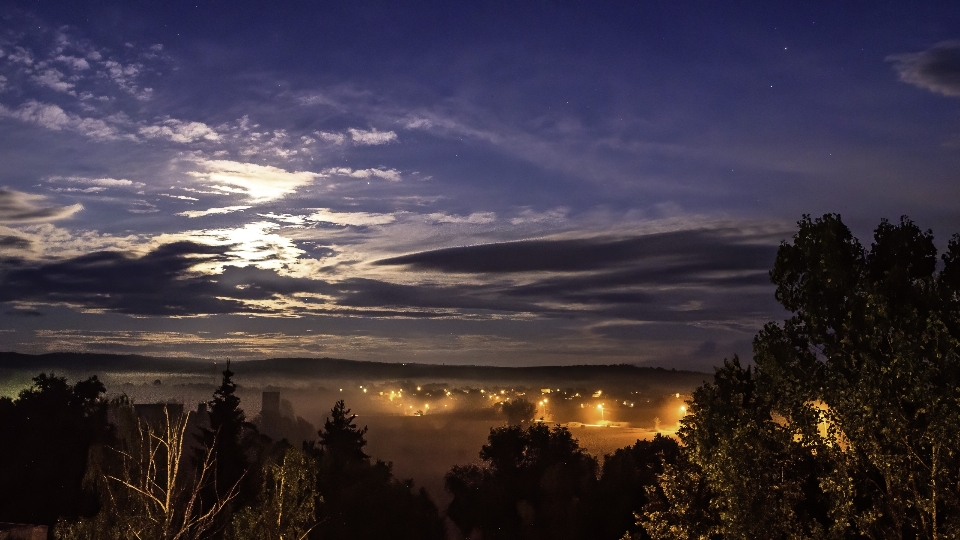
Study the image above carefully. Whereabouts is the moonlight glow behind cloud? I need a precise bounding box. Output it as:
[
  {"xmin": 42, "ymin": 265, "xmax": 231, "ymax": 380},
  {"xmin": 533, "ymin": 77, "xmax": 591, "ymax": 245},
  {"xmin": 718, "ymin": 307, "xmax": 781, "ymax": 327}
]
[{"xmin": 1, "ymin": 2, "xmax": 959, "ymax": 369}]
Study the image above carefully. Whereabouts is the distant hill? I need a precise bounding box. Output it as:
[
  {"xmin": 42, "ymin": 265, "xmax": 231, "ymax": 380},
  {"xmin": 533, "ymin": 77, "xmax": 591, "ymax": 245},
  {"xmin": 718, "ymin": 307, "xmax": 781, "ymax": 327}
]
[{"xmin": 0, "ymin": 351, "xmax": 710, "ymax": 391}]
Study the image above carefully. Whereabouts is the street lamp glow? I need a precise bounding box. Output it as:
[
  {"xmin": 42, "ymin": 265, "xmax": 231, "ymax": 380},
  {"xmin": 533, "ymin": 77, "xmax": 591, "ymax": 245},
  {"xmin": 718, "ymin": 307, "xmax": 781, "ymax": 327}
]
[{"xmin": 597, "ymin": 403, "xmax": 605, "ymax": 422}]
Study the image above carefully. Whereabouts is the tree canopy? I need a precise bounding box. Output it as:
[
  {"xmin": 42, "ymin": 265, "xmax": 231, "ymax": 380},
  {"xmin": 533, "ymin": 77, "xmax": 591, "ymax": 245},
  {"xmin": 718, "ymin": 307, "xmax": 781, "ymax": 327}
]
[
  {"xmin": 643, "ymin": 214, "xmax": 960, "ymax": 539},
  {"xmin": 0, "ymin": 373, "xmax": 109, "ymax": 525}
]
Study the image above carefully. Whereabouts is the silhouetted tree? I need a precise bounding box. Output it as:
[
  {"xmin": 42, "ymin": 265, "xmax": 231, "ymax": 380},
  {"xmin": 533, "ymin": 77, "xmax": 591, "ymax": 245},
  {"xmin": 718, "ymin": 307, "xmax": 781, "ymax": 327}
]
[
  {"xmin": 194, "ymin": 362, "xmax": 257, "ymax": 537},
  {"xmin": 500, "ymin": 398, "xmax": 537, "ymax": 425},
  {"xmin": 304, "ymin": 400, "xmax": 444, "ymax": 540},
  {"xmin": 445, "ymin": 423, "xmax": 598, "ymax": 540},
  {"xmin": 0, "ymin": 373, "xmax": 109, "ymax": 525},
  {"xmin": 317, "ymin": 400, "xmax": 368, "ymax": 463}
]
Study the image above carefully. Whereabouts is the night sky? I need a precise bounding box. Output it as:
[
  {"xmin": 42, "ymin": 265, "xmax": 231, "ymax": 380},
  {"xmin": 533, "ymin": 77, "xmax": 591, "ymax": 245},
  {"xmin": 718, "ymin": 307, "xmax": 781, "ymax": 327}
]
[{"xmin": 2, "ymin": 1, "xmax": 960, "ymax": 369}]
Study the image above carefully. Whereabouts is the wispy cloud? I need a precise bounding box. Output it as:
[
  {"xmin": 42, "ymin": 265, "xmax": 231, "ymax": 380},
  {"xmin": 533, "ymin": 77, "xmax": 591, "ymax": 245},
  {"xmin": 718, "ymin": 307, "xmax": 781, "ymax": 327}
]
[
  {"xmin": 55, "ymin": 55, "xmax": 90, "ymax": 70},
  {"xmin": 0, "ymin": 100, "xmax": 124, "ymax": 140},
  {"xmin": 6, "ymin": 46, "xmax": 35, "ymax": 66},
  {"xmin": 140, "ymin": 118, "xmax": 221, "ymax": 143},
  {"xmin": 348, "ymin": 127, "xmax": 397, "ymax": 145},
  {"xmin": 316, "ymin": 131, "xmax": 346, "ymax": 144},
  {"xmin": 47, "ymin": 176, "xmax": 146, "ymax": 189},
  {"xmin": 0, "ymin": 189, "xmax": 83, "ymax": 223},
  {"xmin": 425, "ymin": 212, "xmax": 497, "ymax": 224},
  {"xmin": 100, "ymin": 59, "xmax": 152, "ymax": 99},
  {"xmin": 186, "ymin": 159, "xmax": 323, "ymax": 202},
  {"xmin": 324, "ymin": 167, "xmax": 401, "ymax": 181},
  {"xmin": 178, "ymin": 205, "xmax": 252, "ymax": 218},
  {"xmin": 32, "ymin": 68, "xmax": 75, "ymax": 94},
  {"xmin": 128, "ymin": 200, "xmax": 159, "ymax": 214},
  {"xmin": 305, "ymin": 209, "xmax": 397, "ymax": 226},
  {"xmin": 510, "ymin": 207, "xmax": 568, "ymax": 225}
]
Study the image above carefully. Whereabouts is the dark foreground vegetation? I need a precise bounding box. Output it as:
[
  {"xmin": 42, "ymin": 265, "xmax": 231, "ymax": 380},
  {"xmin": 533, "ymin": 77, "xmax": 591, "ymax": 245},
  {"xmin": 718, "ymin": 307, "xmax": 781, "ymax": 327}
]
[{"xmin": 1, "ymin": 213, "xmax": 959, "ymax": 539}]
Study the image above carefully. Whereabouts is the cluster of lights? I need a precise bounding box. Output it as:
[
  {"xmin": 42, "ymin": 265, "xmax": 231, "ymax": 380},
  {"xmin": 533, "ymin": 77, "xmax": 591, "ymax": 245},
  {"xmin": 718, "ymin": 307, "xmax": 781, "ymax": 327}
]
[{"xmin": 362, "ymin": 383, "xmax": 692, "ymax": 423}]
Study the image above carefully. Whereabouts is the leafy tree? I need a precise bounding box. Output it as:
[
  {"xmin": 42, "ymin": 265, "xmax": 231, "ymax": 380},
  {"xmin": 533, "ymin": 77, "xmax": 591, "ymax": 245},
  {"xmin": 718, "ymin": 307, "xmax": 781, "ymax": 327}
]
[
  {"xmin": 0, "ymin": 373, "xmax": 109, "ymax": 525},
  {"xmin": 590, "ymin": 434, "xmax": 681, "ymax": 540},
  {"xmin": 227, "ymin": 446, "xmax": 318, "ymax": 540},
  {"xmin": 500, "ymin": 398, "xmax": 538, "ymax": 425},
  {"xmin": 645, "ymin": 214, "xmax": 960, "ymax": 539},
  {"xmin": 55, "ymin": 398, "xmax": 238, "ymax": 540},
  {"xmin": 637, "ymin": 452, "xmax": 719, "ymax": 540},
  {"xmin": 445, "ymin": 423, "xmax": 599, "ymax": 540}
]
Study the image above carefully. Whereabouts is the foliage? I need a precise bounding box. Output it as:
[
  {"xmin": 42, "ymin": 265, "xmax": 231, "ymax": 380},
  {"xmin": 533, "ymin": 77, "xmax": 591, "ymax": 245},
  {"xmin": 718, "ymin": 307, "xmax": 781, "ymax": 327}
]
[
  {"xmin": 55, "ymin": 399, "xmax": 238, "ymax": 540},
  {"xmin": 637, "ymin": 454, "xmax": 719, "ymax": 540},
  {"xmin": 500, "ymin": 397, "xmax": 538, "ymax": 425},
  {"xmin": 305, "ymin": 399, "xmax": 444, "ymax": 540},
  {"xmin": 591, "ymin": 434, "xmax": 682, "ymax": 540},
  {"xmin": 227, "ymin": 446, "xmax": 318, "ymax": 540},
  {"xmin": 445, "ymin": 423, "xmax": 599, "ymax": 540},
  {"xmin": 0, "ymin": 373, "xmax": 109, "ymax": 525},
  {"xmin": 643, "ymin": 214, "xmax": 960, "ymax": 539}
]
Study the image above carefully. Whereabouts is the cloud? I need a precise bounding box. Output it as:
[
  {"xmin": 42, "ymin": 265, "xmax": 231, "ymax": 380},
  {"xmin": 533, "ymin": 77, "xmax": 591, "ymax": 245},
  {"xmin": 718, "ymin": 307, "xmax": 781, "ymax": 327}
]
[
  {"xmin": 128, "ymin": 200, "xmax": 159, "ymax": 214},
  {"xmin": 425, "ymin": 212, "xmax": 497, "ymax": 224},
  {"xmin": 348, "ymin": 128, "xmax": 398, "ymax": 145},
  {"xmin": 101, "ymin": 59, "xmax": 151, "ymax": 99},
  {"xmin": 33, "ymin": 68, "xmax": 75, "ymax": 94},
  {"xmin": 0, "ymin": 235, "xmax": 32, "ymax": 250},
  {"xmin": 368, "ymin": 227, "xmax": 782, "ymax": 326},
  {"xmin": 0, "ymin": 221, "xmax": 783, "ymax": 327},
  {"xmin": 7, "ymin": 46, "xmax": 34, "ymax": 65},
  {"xmin": 510, "ymin": 207, "xmax": 568, "ymax": 225},
  {"xmin": 374, "ymin": 229, "xmax": 774, "ymax": 274},
  {"xmin": 888, "ymin": 41, "xmax": 960, "ymax": 97},
  {"xmin": 47, "ymin": 176, "xmax": 146, "ymax": 189},
  {"xmin": 324, "ymin": 167, "xmax": 402, "ymax": 181},
  {"xmin": 0, "ymin": 190, "xmax": 83, "ymax": 223},
  {"xmin": 0, "ymin": 241, "xmax": 250, "ymax": 316},
  {"xmin": 0, "ymin": 100, "xmax": 122, "ymax": 140},
  {"xmin": 55, "ymin": 55, "xmax": 91, "ymax": 70},
  {"xmin": 187, "ymin": 159, "xmax": 322, "ymax": 202},
  {"xmin": 140, "ymin": 118, "xmax": 222, "ymax": 143},
  {"xmin": 316, "ymin": 131, "xmax": 346, "ymax": 144},
  {"xmin": 305, "ymin": 209, "xmax": 397, "ymax": 226},
  {"xmin": 178, "ymin": 205, "xmax": 252, "ymax": 218}
]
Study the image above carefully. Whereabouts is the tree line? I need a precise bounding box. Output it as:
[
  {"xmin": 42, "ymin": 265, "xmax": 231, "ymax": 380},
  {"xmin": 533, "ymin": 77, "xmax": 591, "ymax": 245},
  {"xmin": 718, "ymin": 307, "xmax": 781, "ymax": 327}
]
[{"xmin": 1, "ymin": 214, "xmax": 959, "ymax": 539}]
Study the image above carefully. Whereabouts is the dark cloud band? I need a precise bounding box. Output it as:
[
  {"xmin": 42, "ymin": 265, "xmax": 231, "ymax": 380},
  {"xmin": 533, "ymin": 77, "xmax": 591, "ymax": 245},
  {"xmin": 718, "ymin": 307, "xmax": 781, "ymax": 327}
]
[{"xmin": 888, "ymin": 41, "xmax": 960, "ymax": 97}]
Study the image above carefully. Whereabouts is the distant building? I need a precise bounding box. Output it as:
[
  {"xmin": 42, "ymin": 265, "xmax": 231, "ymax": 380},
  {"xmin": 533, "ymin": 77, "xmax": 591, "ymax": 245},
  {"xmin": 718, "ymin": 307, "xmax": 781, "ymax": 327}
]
[{"xmin": 0, "ymin": 523, "xmax": 47, "ymax": 540}]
